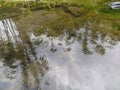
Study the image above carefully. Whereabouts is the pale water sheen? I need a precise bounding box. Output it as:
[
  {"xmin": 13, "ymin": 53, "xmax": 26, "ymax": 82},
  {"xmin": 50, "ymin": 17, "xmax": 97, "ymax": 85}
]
[{"xmin": 0, "ymin": 19, "xmax": 120, "ymax": 90}]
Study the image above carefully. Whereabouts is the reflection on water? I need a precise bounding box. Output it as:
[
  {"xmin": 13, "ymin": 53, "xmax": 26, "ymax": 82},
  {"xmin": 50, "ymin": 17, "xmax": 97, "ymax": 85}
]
[{"xmin": 0, "ymin": 19, "xmax": 120, "ymax": 90}]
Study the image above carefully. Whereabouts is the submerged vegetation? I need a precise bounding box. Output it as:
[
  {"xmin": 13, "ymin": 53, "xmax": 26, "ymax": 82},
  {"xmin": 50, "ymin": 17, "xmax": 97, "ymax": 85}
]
[
  {"xmin": 0, "ymin": 0, "xmax": 119, "ymax": 36},
  {"xmin": 0, "ymin": 0, "xmax": 120, "ymax": 38}
]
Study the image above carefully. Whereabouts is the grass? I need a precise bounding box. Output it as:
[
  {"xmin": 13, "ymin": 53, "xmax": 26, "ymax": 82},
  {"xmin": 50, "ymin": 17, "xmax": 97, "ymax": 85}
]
[{"xmin": 0, "ymin": 0, "xmax": 120, "ymax": 34}]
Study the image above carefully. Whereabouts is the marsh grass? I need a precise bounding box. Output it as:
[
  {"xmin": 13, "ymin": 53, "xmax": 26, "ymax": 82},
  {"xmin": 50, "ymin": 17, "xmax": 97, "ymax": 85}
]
[
  {"xmin": 0, "ymin": 0, "xmax": 120, "ymax": 16},
  {"xmin": 0, "ymin": 0, "xmax": 120, "ymax": 34}
]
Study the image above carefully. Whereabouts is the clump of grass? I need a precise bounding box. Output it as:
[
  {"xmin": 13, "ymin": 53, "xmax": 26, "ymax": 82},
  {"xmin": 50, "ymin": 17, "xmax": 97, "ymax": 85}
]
[{"xmin": 112, "ymin": 23, "xmax": 120, "ymax": 30}]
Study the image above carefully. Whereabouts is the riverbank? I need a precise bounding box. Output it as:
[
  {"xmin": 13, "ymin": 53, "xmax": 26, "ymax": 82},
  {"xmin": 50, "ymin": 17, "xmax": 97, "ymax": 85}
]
[
  {"xmin": 0, "ymin": 1, "xmax": 120, "ymax": 18},
  {"xmin": 0, "ymin": 1, "xmax": 120, "ymax": 36}
]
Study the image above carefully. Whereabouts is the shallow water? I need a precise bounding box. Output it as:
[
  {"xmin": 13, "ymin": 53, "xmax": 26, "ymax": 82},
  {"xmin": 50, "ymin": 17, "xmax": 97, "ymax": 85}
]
[{"xmin": 0, "ymin": 18, "xmax": 120, "ymax": 90}]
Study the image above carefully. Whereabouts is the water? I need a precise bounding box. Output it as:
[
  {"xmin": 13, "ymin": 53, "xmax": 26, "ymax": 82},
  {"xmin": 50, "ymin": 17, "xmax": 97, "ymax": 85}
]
[
  {"xmin": 0, "ymin": 18, "xmax": 120, "ymax": 90},
  {"xmin": 109, "ymin": 2, "xmax": 120, "ymax": 9}
]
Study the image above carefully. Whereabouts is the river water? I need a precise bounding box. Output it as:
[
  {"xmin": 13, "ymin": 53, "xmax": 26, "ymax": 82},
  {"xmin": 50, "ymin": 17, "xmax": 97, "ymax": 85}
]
[{"xmin": 0, "ymin": 17, "xmax": 120, "ymax": 90}]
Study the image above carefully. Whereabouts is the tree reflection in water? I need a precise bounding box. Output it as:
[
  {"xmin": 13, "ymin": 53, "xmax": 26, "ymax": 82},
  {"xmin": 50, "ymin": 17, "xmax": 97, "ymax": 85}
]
[
  {"xmin": 0, "ymin": 18, "xmax": 120, "ymax": 90},
  {"xmin": 0, "ymin": 19, "xmax": 49, "ymax": 90}
]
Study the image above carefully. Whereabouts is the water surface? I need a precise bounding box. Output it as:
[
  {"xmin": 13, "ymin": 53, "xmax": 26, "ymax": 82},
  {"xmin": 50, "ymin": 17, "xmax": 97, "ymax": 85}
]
[{"xmin": 0, "ymin": 18, "xmax": 120, "ymax": 90}]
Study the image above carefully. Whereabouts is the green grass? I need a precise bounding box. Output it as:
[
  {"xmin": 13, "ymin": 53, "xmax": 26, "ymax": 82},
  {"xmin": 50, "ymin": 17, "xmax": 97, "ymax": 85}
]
[{"xmin": 0, "ymin": 0, "xmax": 120, "ymax": 20}]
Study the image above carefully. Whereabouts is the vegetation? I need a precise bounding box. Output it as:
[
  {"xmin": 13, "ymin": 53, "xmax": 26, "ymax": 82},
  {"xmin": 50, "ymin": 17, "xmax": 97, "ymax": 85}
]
[
  {"xmin": 0, "ymin": 0, "xmax": 120, "ymax": 31},
  {"xmin": 0, "ymin": 0, "xmax": 120, "ymax": 16}
]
